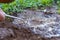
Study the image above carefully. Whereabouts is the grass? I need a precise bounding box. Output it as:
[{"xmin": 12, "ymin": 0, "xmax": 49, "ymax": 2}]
[{"xmin": 0, "ymin": 0, "xmax": 55, "ymax": 14}]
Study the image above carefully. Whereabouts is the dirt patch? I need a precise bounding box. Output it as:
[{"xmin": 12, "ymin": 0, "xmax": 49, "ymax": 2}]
[
  {"xmin": 0, "ymin": 21, "xmax": 43, "ymax": 40},
  {"xmin": 0, "ymin": 9, "xmax": 60, "ymax": 40},
  {"xmin": 0, "ymin": 20, "xmax": 60, "ymax": 40}
]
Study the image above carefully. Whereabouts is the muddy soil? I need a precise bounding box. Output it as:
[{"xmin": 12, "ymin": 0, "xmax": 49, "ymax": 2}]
[
  {"xmin": 0, "ymin": 21, "xmax": 60, "ymax": 40},
  {"xmin": 0, "ymin": 20, "xmax": 44, "ymax": 40},
  {"xmin": 0, "ymin": 20, "xmax": 60, "ymax": 40},
  {"xmin": 0, "ymin": 9, "xmax": 60, "ymax": 40}
]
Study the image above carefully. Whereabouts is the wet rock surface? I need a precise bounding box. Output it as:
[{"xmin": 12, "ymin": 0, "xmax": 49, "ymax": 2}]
[{"xmin": 13, "ymin": 10, "xmax": 60, "ymax": 38}]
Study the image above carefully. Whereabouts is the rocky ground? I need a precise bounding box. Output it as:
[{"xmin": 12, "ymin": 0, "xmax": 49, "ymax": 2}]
[
  {"xmin": 0, "ymin": 19, "xmax": 60, "ymax": 40},
  {"xmin": 0, "ymin": 7, "xmax": 60, "ymax": 40}
]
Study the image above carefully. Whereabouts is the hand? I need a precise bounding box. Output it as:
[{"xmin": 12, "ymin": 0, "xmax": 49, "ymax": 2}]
[{"xmin": 0, "ymin": 8, "xmax": 5, "ymax": 21}]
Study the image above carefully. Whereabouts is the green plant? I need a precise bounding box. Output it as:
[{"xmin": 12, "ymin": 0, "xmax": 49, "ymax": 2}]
[
  {"xmin": 40, "ymin": 0, "xmax": 53, "ymax": 6},
  {"xmin": 0, "ymin": 0, "xmax": 53, "ymax": 14}
]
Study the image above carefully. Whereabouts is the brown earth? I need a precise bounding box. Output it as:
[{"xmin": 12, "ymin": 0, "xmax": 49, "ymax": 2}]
[
  {"xmin": 0, "ymin": 9, "xmax": 60, "ymax": 40},
  {"xmin": 0, "ymin": 19, "xmax": 60, "ymax": 40},
  {"xmin": 0, "ymin": 20, "xmax": 43, "ymax": 40}
]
